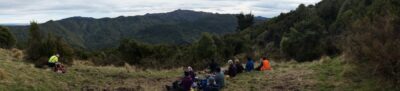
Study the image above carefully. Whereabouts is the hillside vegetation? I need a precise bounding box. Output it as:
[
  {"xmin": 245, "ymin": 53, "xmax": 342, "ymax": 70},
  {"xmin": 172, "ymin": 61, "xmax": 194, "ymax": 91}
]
[
  {"xmin": 0, "ymin": 0, "xmax": 399, "ymax": 90},
  {"xmin": 7, "ymin": 10, "xmax": 240, "ymax": 50}
]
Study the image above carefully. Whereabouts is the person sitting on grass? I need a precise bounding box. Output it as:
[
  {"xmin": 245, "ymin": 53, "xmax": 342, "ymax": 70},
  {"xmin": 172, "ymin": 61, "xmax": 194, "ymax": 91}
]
[
  {"xmin": 186, "ymin": 66, "xmax": 196, "ymax": 80},
  {"xmin": 203, "ymin": 77, "xmax": 220, "ymax": 91},
  {"xmin": 245, "ymin": 57, "xmax": 254, "ymax": 72},
  {"xmin": 227, "ymin": 60, "xmax": 237, "ymax": 78},
  {"xmin": 180, "ymin": 71, "xmax": 194, "ymax": 91},
  {"xmin": 234, "ymin": 59, "xmax": 244, "ymax": 74},
  {"xmin": 48, "ymin": 53, "xmax": 60, "ymax": 68},
  {"xmin": 259, "ymin": 57, "xmax": 272, "ymax": 71},
  {"xmin": 214, "ymin": 67, "xmax": 224, "ymax": 89}
]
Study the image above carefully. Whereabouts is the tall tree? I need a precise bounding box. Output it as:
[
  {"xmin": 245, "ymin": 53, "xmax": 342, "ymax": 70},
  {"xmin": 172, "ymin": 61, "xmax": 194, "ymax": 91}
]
[
  {"xmin": 236, "ymin": 13, "xmax": 254, "ymax": 31},
  {"xmin": 26, "ymin": 22, "xmax": 43, "ymax": 61}
]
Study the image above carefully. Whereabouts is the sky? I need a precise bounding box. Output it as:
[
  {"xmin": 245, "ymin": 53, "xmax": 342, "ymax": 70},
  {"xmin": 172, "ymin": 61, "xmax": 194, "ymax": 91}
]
[{"xmin": 0, "ymin": 0, "xmax": 321, "ymax": 24}]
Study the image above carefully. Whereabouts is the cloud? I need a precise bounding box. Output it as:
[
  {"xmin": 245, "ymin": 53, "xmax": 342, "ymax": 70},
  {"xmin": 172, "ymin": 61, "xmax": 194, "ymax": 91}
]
[{"xmin": 0, "ymin": 0, "xmax": 321, "ymax": 24}]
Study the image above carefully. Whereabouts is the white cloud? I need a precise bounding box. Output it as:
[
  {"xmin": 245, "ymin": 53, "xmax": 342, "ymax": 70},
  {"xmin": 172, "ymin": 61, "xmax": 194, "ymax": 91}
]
[{"xmin": 0, "ymin": 0, "xmax": 321, "ymax": 24}]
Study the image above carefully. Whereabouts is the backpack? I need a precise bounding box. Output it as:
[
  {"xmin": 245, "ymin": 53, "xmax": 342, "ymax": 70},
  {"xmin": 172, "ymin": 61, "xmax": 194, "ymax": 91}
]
[{"xmin": 54, "ymin": 63, "xmax": 66, "ymax": 73}]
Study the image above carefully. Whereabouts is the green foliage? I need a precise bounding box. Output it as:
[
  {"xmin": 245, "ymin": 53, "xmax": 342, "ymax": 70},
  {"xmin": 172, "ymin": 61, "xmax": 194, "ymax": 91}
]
[
  {"xmin": 25, "ymin": 22, "xmax": 74, "ymax": 67},
  {"xmin": 89, "ymin": 32, "xmax": 246, "ymax": 69},
  {"xmin": 0, "ymin": 26, "xmax": 16, "ymax": 49},
  {"xmin": 8, "ymin": 10, "xmax": 238, "ymax": 50},
  {"xmin": 343, "ymin": 10, "xmax": 400, "ymax": 89},
  {"xmin": 194, "ymin": 33, "xmax": 217, "ymax": 59},
  {"xmin": 236, "ymin": 13, "xmax": 254, "ymax": 31},
  {"xmin": 117, "ymin": 39, "xmax": 153, "ymax": 65},
  {"xmin": 280, "ymin": 9, "xmax": 326, "ymax": 61},
  {"xmin": 26, "ymin": 22, "xmax": 43, "ymax": 61}
]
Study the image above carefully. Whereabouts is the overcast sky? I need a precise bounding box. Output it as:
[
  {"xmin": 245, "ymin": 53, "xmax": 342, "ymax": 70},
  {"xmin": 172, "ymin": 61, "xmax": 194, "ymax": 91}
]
[{"xmin": 0, "ymin": 0, "xmax": 320, "ymax": 24}]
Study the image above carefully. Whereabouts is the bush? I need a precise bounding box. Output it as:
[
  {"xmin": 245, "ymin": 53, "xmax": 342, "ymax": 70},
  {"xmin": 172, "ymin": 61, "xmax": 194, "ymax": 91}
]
[
  {"xmin": 280, "ymin": 14, "xmax": 326, "ymax": 62},
  {"xmin": 0, "ymin": 26, "xmax": 16, "ymax": 49},
  {"xmin": 25, "ymin": 22, "xmax": 74, "ymax": 67},
  {"xmin": 343, "ymin": 15, "xmax": 400, "ymax": 88}
]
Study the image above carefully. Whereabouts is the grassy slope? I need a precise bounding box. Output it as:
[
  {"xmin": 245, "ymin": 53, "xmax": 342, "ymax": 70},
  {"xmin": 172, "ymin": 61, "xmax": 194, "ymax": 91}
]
[
  {"xmin": 0, "ymin": 49, "xmax": 181, "ymax": 91},
  {"xmin": 0, "ymin": 49, "xmax": 375, "ymax": 91}
]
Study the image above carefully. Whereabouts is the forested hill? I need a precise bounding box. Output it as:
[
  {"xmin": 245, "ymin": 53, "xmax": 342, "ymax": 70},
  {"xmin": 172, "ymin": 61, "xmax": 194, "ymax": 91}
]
[{"xmin": 7, "ymin": 10, "xmax": 254, "ymax": 50}]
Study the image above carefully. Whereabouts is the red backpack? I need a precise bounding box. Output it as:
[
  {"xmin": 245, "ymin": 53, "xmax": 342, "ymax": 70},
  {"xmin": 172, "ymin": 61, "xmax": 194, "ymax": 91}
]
[{"xmin": 54, "ymin": 63, "xmax": 66, "ymax": 73}]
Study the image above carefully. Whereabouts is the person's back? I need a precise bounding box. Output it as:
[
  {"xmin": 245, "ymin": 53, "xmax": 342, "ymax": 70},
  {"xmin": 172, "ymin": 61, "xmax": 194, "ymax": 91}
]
[
  {"xmin": 48, "ymin": 54, "xmax": 59, "ymax": 68},
  {"xmin": 260, "ymin": 57, "xmax": 271, "ymax": 71},
  {"xmin": 234, "ymin": 59, "xmax": 244, "ymax": 74},
  {"xmin": 235, "ymin": 63, "xmax": 244, "ymax": 74},
  {"xmin": 186, "ymin": 66, "xmax": 196, "ymax": 80},
  {"xmin": 214, "ymin": 68, "xmax": 224, "ymax": 88},
  {"xmin": 203, "ymin": 77, "xmax": 220, "ymax": 91},
  {"xmin": 180, "ymin": 72, "xmax": 194, "ymax": 91},
  {"xmin": 228, "ymin": 64, "xmax": 237, "ymax": 77},
  {"xmin": 245, "ymin": 58, "xmax": 254, "ymax": 72}
]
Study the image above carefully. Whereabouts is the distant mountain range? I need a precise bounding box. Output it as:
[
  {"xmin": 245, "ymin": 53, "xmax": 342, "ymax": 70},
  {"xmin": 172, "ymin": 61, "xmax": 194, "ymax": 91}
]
[{"xmin": 6, "ymin": 10, "xmax": 267, "ymax": 50}]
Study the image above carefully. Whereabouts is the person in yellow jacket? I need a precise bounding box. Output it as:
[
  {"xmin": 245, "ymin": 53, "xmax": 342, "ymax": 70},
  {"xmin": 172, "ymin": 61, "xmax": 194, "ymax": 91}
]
[{"xmin": 48, "ymin": 54, "xmax": 60, "ymax": 68}]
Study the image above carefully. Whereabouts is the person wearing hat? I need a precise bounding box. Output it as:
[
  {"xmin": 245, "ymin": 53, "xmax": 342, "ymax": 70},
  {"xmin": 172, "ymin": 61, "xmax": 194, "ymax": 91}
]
[{"xmin": 227, "ymin": 60, "xmax": 237, "ymax": 78}]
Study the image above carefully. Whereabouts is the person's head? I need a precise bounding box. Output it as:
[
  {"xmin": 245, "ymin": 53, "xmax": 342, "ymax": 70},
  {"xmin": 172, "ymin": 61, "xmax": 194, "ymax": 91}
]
[
  {"xmin": 215, "ymin": 67, "xmax": 221, "ymax": 73},
  {"xmin": 262, "ymin": 57, "xmax": 267, "ymax": 60},
  {"xmin": 55, "ymin": 53, "xmax": 60, "ymax": 57},
  {"xmin": 187, "ymin": 66, "xmax": 193, "ymax": 71},
  {"xmin": 228, "ymin": 60, "xmax": 233, "ymax": 64},
  {"xmin": 235, "ymin": 59, "xmax": 240, "ymax": 63},
  {"xmin": 247, "ymin": 57, "xmax": 252, "ymax": 61}
]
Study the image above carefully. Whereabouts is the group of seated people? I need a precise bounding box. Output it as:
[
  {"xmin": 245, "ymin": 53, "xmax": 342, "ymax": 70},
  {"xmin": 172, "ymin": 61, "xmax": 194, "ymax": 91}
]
[
  {"xmin": 225, "ymin": 57, "xmax": 272, "ymax": 78},
  {"xmin": 166, "ymin": 57, "xmax": 271, "ymax": 91},
  {"xmin": 166, "ymin": 66, "xmax": 224, "ymax": 91}
]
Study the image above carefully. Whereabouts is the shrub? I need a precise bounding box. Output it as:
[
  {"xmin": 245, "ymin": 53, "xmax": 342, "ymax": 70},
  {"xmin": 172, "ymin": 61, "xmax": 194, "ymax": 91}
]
[
  {"xmin": 280, "ymin": 16, "xmax": 326, "ymax": 62},
  {"xmin": 342, "ymin": 15, "xmax": 400, "ymax": 88},
  {"xmin": 0, "ymin": 26, "xmax": 16, "ymax": 49},
  {"xmin": 25, "ymin": 22, "xmax": 74, "ymax": 67}
]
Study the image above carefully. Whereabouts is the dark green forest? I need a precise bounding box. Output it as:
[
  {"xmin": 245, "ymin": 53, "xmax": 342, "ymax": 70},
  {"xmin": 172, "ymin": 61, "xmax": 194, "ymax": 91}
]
[{"xmin": 7, "ymin": 10, "xmax": 246, "ymax": 50}]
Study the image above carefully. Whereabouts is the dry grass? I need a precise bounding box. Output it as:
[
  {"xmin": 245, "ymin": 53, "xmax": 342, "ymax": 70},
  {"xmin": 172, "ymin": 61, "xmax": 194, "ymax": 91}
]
[
  {"xmin": 0, "ymin": 48, "xmax": 183, "ymax": 91},
  {"xmin": 1, "ymin": 48, "xmax": 374, "ymax": 91},
  {"xmin": 223, "ymin": 60, "xmax": 318, "ymax": 91},
  {"xmin": 0, "ymin": 68, "xmax": 8, "ymax": 80}
]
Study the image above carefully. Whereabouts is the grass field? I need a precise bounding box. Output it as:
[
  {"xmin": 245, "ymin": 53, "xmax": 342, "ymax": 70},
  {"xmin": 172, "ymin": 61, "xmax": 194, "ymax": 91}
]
[{"xmin": 0, "ymin": 49, "xmax": 378, "ymax": 91}]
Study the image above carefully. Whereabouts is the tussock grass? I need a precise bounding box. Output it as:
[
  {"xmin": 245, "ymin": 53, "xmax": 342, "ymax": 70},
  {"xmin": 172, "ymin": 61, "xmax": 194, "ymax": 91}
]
[
  {"xmin": 0, "ymin": 49, "xmax": 183, "ymax": 91},
  {"xmin": 223, "ymin": 60, "xmax": 318, "ymax": 91},
  {"xmin": 0, "ymin": 49, "xmax": 381, "ymax": 91},
  {"xmin": 0, "ymin": 68, "xmax": 8, "ymax": 80},
  {"xmin": 310, "ymin": 56, "xmax": 393, "ymax": 91}
]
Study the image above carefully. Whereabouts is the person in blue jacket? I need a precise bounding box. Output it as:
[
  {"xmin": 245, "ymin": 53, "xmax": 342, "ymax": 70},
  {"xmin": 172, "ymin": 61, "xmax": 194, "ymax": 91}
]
[{"xmin": 245, "ymin": 57, "xmax": 254, "ymax": 72}]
